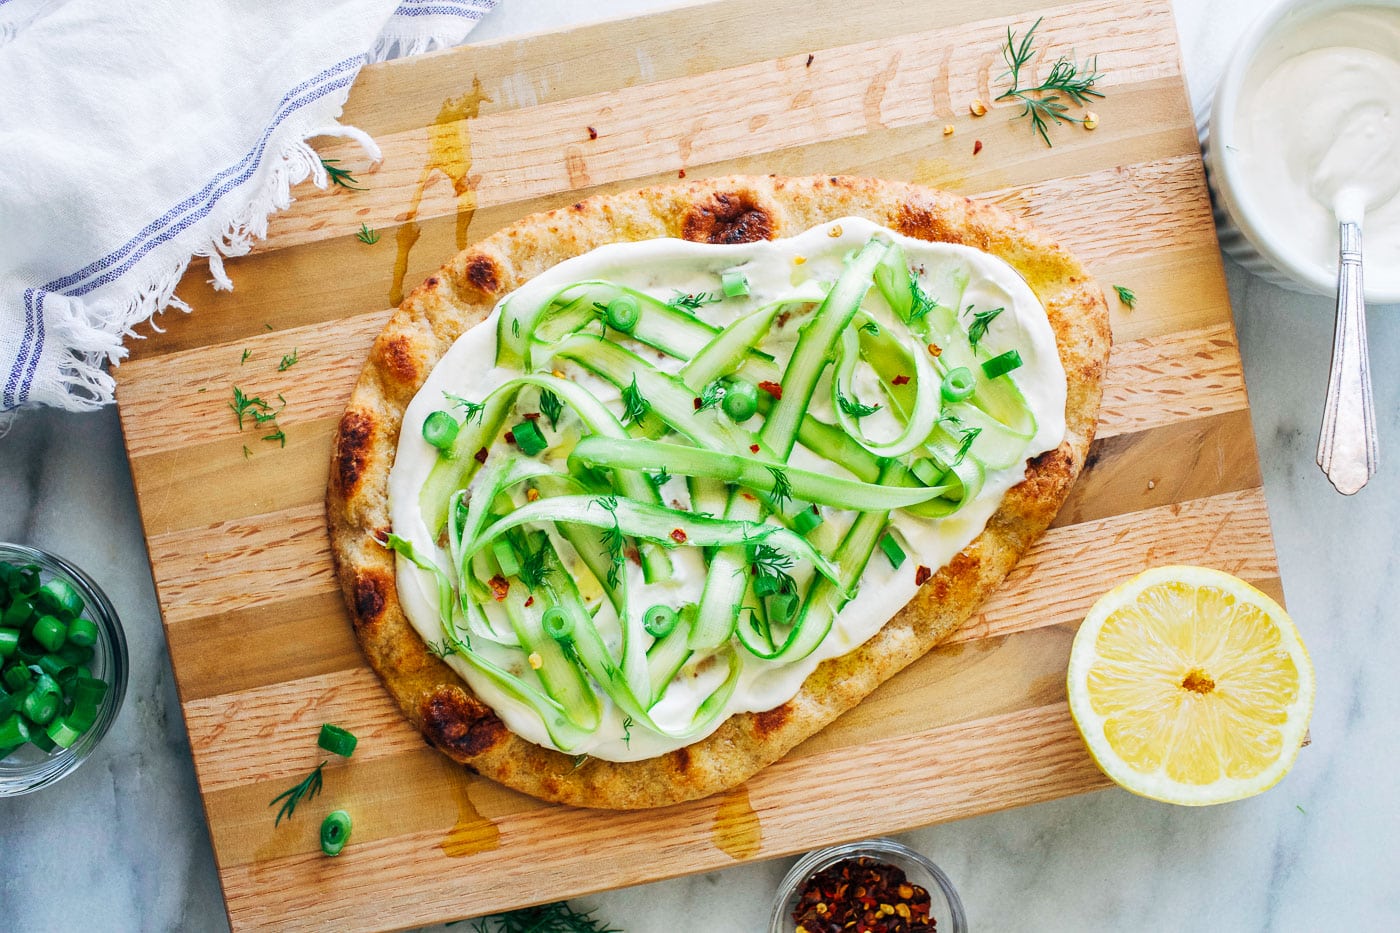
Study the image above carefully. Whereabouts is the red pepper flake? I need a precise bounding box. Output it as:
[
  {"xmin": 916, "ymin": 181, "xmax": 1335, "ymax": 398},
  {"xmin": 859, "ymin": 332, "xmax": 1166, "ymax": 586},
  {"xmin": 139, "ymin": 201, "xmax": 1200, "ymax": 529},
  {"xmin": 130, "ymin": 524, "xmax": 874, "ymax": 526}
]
[
  {"xmin": 758, "ymin": 380, "xmax": 783, "ymax": 400},
  {"xmin": 892, "ymin": 374, "xmax": 910, "ymax": 386},
  {"xmin": 678, "ymin": 168, "xmax": 687, "ymax": 179},
  {"xmin": 670, "ymin": 528, "xmax": 688, "ymax": 544},
  {"xmin": 474, "ymin": 447, "xmax": 489, "ymax": 464},
  {"xmin": 973, "ymin": 139, "xmax": 983, "ymax": 155},
  {"xmin": 523, "ymin": 412, "xmax": 541, "ymax": 421},
  {"xmin": 915, "ymin": 565, "xmax": 932, "ymax": 586},
  {"xmin": 504, "ymin": 431, "xmax": 516, "ymax": 444},
  {"xmin": 524, "ymin": 596, "xmax": 535, "ymax": 608},
  {"xmin": 806, "ymin": 53, "xmax": 814, "ymax": 67},
  {"xmin": 693, "ymin": 397, "xmax": 703, "ymax": 410},
  {"xmin": 741, "ymin": 492, "xmax": 756, "ymax": 501},
  {"xmin": 750, "ymin": 444, "xmax": 760, "ymax": 453},
  {"xmin": 488, "ymin": 575, "xmax": 510, "ymax": 601},
  {"xmin": 926, "ymin": 343, "xmax": 942, "ymax": 357},
  {"xmin": 792, "ymin": 856, "xmax": 935, "ymax": 933},
  {"xmin": 587, "ymin": 126, "xmax": 597, "ymax": 140},
  {"xmin": 626, "ymin": 547, "xmax": 641, "ymax": 565}
]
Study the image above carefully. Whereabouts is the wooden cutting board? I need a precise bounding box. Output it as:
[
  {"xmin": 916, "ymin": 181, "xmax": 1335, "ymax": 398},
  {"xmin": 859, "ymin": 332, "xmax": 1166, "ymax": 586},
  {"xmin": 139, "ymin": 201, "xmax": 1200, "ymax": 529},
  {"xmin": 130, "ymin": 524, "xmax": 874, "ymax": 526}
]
[{"xmin": 113, "ymin": 0, "xmax": 1279, "ymax": 929}]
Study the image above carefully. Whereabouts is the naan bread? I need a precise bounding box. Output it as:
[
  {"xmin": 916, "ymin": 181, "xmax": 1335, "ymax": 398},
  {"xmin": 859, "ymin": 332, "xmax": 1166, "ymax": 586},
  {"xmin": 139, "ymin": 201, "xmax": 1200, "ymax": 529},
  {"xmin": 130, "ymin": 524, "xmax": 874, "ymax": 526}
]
[{"xmin": 326, "ymin": 175, "xmax": 1110, "ymax": 809}]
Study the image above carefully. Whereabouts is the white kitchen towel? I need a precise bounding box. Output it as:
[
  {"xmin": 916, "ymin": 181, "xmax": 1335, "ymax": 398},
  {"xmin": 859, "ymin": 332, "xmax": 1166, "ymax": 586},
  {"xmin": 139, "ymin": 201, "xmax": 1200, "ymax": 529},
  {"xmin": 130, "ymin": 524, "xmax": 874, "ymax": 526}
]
[{"xmin": 0, "ymin": 0, "xmax": 497, "ymax": 412}]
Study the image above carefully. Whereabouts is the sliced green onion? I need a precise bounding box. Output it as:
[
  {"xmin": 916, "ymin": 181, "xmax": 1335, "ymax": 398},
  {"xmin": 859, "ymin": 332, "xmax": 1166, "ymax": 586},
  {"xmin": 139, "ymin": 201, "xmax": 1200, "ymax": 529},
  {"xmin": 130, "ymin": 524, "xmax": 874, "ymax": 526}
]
[
  {"xmin": 721, "ymin": 380, "xmax": 758, "ymax": 422},
  {"xmin": 72, "ymin": 676, "xmax": 108, "ymax": 708},
  {"xmin": 65, "ymin": 701, "xmax": 98, "ymax": 734},
  {"xmin": 604, "ymin": 295, "xmax": 641, "ymax": 331},
  {"xmin": 878, "ymin": 533, "xmax": 907, "ymax": 569},
  {"xmin": 32, "ymin": 615, "xmax": 65, "ymax": 652},
  {"xmin": 940, "ymin": 367, "xmax": 975, "ymax": 402},
  {"xmin": 0, "ymin": 629, "xmax": 18, "ymax": 658},
  {"xmin": 0, "ymin": 714, "xmax": 29, "ymax": 747},
  {"xmin": 22, "ymin": 688, "xmax": 60, "ymax": 727},
  {"xmin": 542, "ymin": 607, "xmax": 574, "ymax": 640},
  {"xmin": 320, "ymin": 810, "xmax": 353, "ymax": 857},
  {"xmin": 981, "ymin": 349, "xmax": 1023, "ymax": 379},
  {"xmin": 512, "ymin": 419, "xmax": 548, "ymax": 456},
  {"xmin": 721, "ymin": 269, "xmax": 750, "ymax": 298},
  {"xmin": 794, "ymin": 506, "xmax": 823, "ymax": 536},
  {"xmin": 46, "ymin": 717, "xmax": 82, "ymax": 749},
  {"xmin": 643, "ymin": 605, "xmax": 678, "ymax": 638},
  {"xmin": 422, "ymin": 410, "xmax": 460, "ymax": 452},
  {"xmin": 768, "ymin": 590, "xmax": 798, "ymax": 624},
  {"xmin": 317, "ymin": 723, "xmax": 358, "ymax": 758},
  {"xmin": 65, "ymin": 617, "xmax": 97, "ymax": 649},
  {"xmin": 38, "ymin": 579, "xmax": 84, "ymax": 620},
  {"xmin": 2, "ymin": 665, "xmax": 29, "ymax": 692}
]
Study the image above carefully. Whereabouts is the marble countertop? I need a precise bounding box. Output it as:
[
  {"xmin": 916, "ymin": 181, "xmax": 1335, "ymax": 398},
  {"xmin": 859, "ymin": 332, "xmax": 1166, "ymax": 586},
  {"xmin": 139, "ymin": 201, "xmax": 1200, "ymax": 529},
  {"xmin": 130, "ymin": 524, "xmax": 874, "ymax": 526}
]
[{"xmin": 5, "ymin": 1, "xmax": 1400, "ymax": 930}]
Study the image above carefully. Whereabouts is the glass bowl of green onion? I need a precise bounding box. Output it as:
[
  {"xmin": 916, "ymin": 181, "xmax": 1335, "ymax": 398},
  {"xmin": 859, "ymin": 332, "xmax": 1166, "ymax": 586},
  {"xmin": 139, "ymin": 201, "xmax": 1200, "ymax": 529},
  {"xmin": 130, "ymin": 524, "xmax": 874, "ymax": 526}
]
[{"xmin": 0, "ymin": 543, "xmax": 128, "ymax": 796}]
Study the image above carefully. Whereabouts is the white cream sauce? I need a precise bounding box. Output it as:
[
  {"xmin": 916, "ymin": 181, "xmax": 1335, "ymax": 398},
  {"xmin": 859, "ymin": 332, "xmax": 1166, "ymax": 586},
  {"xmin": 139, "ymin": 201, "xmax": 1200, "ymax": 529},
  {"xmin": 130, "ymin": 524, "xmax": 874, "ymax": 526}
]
[
  {"xmin": 1235, "ymin": 6, "xmax": 1400, "ymax": 291},
  {"xmin": 388, "ymin": 217, "xmax": 1066, "ymax": 761}
]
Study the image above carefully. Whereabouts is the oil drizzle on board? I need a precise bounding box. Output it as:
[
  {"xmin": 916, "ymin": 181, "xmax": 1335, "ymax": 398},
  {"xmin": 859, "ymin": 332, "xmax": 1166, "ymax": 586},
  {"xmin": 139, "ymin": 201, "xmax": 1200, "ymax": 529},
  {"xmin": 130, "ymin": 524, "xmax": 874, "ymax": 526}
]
[
  {"xmin": 440, "ymin": 770, "xmax": 501, "ymax": 858},
  {"xmin": 389, "ymin": 77, "xmax": 493, "ymax": 306},
  {"xmin": 712, "ymin": 786, "xmax": 762, "ymax": 860}
]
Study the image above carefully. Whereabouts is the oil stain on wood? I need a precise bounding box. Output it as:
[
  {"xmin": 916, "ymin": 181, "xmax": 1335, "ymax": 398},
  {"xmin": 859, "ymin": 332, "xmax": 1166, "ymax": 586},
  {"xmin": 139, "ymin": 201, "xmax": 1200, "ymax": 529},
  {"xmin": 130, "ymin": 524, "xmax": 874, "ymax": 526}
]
[
  {"xmin": 390, "ymin": 77, "xmax": 493, "ymax": 305},
  {"xmin": 712, "ymin": 786, "xmax": 762, "ymax": 860},
  {"xmin": 440, "ymin": 769, "xmax": 501, "ymax": 858}
]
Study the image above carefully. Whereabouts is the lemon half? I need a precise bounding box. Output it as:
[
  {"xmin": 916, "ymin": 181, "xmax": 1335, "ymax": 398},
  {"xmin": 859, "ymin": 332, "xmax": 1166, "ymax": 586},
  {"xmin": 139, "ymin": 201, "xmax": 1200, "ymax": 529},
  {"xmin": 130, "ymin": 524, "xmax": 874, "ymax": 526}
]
[{"xmin": 1067, "ymin": 566, "xmax": 1315, "ymax": 806}]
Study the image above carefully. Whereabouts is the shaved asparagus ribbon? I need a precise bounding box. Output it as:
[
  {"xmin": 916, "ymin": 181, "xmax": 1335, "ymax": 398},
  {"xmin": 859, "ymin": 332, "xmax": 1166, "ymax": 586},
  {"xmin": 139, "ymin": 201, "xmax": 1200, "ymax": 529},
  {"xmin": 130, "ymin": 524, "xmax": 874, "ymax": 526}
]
[{"xmin": 389, "ymin": 235, "xmax": 1037, "ymax": 752}]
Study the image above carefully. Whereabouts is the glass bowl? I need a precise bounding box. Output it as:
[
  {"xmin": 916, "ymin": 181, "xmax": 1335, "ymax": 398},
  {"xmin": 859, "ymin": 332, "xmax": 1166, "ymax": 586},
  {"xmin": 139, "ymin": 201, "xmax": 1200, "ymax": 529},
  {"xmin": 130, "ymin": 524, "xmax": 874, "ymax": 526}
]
[
  {"xmin": 770, "ymin": 837, "xmax": 967, "ymax": 933},
  {"xmin": 0, "ymin": 543, "xmax": 128, "ymax": 796}
]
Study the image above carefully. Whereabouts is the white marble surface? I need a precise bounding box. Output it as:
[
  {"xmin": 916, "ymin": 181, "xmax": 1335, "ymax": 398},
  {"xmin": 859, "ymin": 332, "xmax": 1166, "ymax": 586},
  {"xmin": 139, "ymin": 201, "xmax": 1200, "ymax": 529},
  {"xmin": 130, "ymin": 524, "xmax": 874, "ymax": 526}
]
[{"xmin": 4, "ymin": 1, "xmax": 1400, "ymax": 930}]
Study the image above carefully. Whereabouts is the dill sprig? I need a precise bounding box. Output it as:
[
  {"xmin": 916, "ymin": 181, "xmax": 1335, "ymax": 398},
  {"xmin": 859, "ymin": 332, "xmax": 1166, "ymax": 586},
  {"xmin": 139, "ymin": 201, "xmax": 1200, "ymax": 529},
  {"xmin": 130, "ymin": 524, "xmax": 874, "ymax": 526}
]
[
  {"xmin": 263, "ymin": 426, "xmax": 287, "ymax": 448},
  {"xmin": 668, "ymin": 291, "xmax": 722, "ymax": 313},
  {"xmin": 648, "ymin": 466, "xmax": 672, "ymax": 488},
  {"xmin": 909, "ymin": 276, "xmax": 938, "ymax": 321},
  {"xmin": 766, "ymin": 466, "xmax": 793, "ymax": 511},
  {"xmin": 621, "ymin": 716, "xmax": 634, "ymax": 749},
  {"xmin": 1113, "ymin": 285, "xmax": 1137, "ymax": 309},
  {"xmin": 952, "ymin": 425, "xmax": 983, "ymax": 467},
  {"xmin": 229, "ymin": 386, "xmax": 274, "ymax": 429},
  {"xmin": 518, "ymin": 541, "xmax": 554, "ymax": 590},
  {"xmin": 278, "ymin": 348, "xmax": 299, "ymax": 372},
  {"xmin": 269, "ymin": 762, "xmax": 325, "ymax": 826},
  {"xmin": 593, "ymin": 496, "xmax": 625, "ymax": 588},
  {"xmin": 746, "ymin": 540, "xmax": 796, "ymax": 597},
  {"xmin": 538, "ymin": 389, "xmax": 563, "ymax": 429},
  {"xmin": 837, "ymin": 393, "xmax": 881, "ymax": 419},
  {"xmin": 966, "ymin": 306, "xmax": 1004, "ymax": 350},
  {"xmin": 321, "ymin": 158, "xmax": 364, "ymax": 190},
  {"xmin": 468, "ymin": 902, "xmax": 620, "ymax": 933},
  {"xmin": 620, "ymin": 375, "xmax": 651, "ymax": 426},
  {"xmin": 356, "ymin": 222, "xmax": 380, "ymax": 245},
  {"xmin": 445, "ymin": 393, "xmax": 487, "ymax": 425},
  {"xmin": 426, "ymin": 639, "xmax": 458, "ymax": 659},
  {"xmin": 240, "ymin": 348, "xmax": 252, "ymax": 364},
  {"xmin": 997, "ymin": 18, "xmax": 1103, "ymax": 147},
  {"xmin": 695, "ymin": 380, "xmax": 726, "ymax": 412}
]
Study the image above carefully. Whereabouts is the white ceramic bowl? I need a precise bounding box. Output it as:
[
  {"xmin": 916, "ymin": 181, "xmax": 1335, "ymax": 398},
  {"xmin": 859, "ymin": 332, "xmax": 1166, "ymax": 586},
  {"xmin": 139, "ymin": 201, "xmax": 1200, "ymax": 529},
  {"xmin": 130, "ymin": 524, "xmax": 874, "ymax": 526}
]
[{"xmin": 1203, "ymin": 0, "xmax": 1400, "ymax": 302}]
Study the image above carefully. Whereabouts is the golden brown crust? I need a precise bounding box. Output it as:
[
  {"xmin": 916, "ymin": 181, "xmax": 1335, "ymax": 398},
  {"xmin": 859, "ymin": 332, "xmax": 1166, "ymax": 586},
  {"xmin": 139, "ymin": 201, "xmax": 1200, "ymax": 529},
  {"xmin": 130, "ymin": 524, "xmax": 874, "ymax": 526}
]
[{"xmin": 326, "ymin": 175, "xmax": 1111, "ymax": 809}]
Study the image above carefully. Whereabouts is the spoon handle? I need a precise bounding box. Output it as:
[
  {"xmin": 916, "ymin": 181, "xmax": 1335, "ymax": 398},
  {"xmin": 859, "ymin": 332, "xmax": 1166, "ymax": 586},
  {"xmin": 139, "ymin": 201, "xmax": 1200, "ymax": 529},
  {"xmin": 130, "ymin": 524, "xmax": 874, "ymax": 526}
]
[{"xmin": 1317, "ymin": 220, "xmax": 1378, "ymax": 495}]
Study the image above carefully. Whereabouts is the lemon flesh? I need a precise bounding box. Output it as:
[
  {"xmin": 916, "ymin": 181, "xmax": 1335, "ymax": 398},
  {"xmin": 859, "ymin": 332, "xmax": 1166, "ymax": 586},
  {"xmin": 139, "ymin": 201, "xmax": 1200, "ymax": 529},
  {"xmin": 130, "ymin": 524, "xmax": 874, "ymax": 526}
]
[{"xmin": 1067, "ymin": 566, "xmax": 1315, "ymax": 806}]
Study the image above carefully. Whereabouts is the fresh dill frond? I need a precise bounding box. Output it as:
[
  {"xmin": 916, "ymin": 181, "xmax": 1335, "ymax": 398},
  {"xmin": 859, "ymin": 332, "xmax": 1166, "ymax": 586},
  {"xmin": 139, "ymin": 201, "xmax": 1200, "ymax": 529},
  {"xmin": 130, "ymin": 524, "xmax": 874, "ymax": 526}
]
[
  {"xmin": 444, "ymin": 393, "xmax": 487, "ymax": 425},
  {"xmin": 837, "ymin": 393, "xmax": 882, "ymax": 419},
  {"xmin": 240, "ymin": 348, "xmax": 251, "ymax": 364},
  {"xmin": 229, "ymin": 385, "xmax": 272, "ymax": 429},
  {"xmin": 695, "ymin": 380, "xmax": 726, "ymax": 412},
  {"xmin": 952, "ymin": 425, "xmax": 983, "ymax": 466},
  {"xmin": 966, "ymin": 306, "xmax": 1005, "ymax": 350},
  {"xmin": 263, "ymin": 427, "xmax": 287, "ymax": 448},
  {"xmin": 593, "ymin": 496, "xmax": 624, "ymax": 588},
  {"xmin": 269, "ymin": 762, "xmax": 325, "ymax": 826},
  {"xmin": 538, "ymin": 389, "xmax": 563, "ymax": 430},
  {"xmin": 278, "ymin": 348, "xmax": 299, "ymax": 372},
  {"xmin": 426, "ymin": 639, "xmax": 459, "ymax": 659},
  {"xmin": 859, "ymin": 321, "xmax": 881, "ymax": 336},
  {"xmin": 620, "ymin": 375, "xmax": 651, "ymax": 426},
  {"xmin": 355, "ymin": 222, "xmax": 380, "ymax": 245},
  {"xmin": 997, "ymin": 17, "xmax": 1104, "ymax": 147},
  {"xmin": 468, "ymin": 901, "xmax": 621, "ymax": 933},
  {"xmin": 621, "ymin": 716, "xmax": 634, "ymax": 749},
  {"xmin": 518, "ymin": 541, "xmax": 554, "ymax": 590},
  {"xmin": 1113, "ymin": 285, "xmax": 1137, "ymax": 309},
  {"xmin": 766, "ymin": 466, "xmax": 793, "ymax": 511},
  {"xmin": 909, "ymin": 275, "xmax": 938, "ymax": 321},
  {"xmin": 746, "ymin": 540, "xmax": 796, "ymax": 597},
  {"xmin": 320, "ymin": 158, "xmax": 364, "ymax": 190},
  {"xmin": 648, "ymin": 466, "xmax": 672, "ymax": 488},
  {"xmin": 668, "ymin": 291, "xmax": 722, "ymax": 313}
]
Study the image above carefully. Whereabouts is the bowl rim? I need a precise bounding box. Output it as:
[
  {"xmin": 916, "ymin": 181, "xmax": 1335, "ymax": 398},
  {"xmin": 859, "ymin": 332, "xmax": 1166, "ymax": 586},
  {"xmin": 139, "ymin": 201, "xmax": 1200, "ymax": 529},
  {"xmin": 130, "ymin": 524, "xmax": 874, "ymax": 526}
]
[
  {"xmin": 1208, "ymin": 0, "xmax": 1400, "ymax": 303},
  {"xmin": 768, "ymin": 836, "xmax": 968, "ymax": 933},
  {"xmin": 0, "ymin": 542, "xmax": 129, "ymax": 796}
]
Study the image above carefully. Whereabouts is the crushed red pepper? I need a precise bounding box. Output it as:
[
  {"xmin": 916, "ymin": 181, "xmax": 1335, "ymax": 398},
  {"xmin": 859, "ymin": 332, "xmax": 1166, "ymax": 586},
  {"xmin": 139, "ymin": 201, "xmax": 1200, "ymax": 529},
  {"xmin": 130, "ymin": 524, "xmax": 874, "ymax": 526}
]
[
  {"xmin": 792, "ymin": 857, "xmax": 935, "ymax": 933},
  {"xmin": 670, "ymin": 528, "xmax": 688, "ymax": 544},
  {"xmin": 473, "ymin": 446, "xmax": 489, "ymax": 464},
  {"xmin": 914, "ymin": 565, "xmax": 932, "ymax": 586},
  {"xmin": 488, "ymin": 575, "xmax": 510, "ymax": 601},
  {"xmin": 759, "ymin": 380, "xmax": 784, "ymax": 400},
  {"xmin": 892, "ymin": 374, "xmax": 911, "ymax": 386}
]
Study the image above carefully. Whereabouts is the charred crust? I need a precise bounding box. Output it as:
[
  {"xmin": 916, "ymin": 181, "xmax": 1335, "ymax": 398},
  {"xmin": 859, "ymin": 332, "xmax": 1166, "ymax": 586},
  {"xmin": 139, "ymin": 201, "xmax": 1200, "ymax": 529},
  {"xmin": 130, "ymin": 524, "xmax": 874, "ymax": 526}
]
[
  {"xmin": 421, "ymin": 685, "xmax": 508, "ymax": 758},
  {"xmin": 352, "ymin": 569, "xmax": 391, "ymax": 626},
  {"xmin": 931, "ymin": 551, "xmax": 981, "ymax": 603},
  {"xmin": 753, "ymin": 702, "xmax": 791, "ymax": 738},
  {"xmin": 464, "ymin": 253, "xmax": 503, "ymax": 296},
  {"xmin": 333, "ymin": 409, "xmax": 374, "ymax": 495},
  {"xmin": 681, "ymin": 191, "xmax": 775, "ymax": 244},
  {"xmin": 894, "ymin": 203, "xmax": 953, "ymax": 244},
  {"xmin": 672, "ymin": 745, "xmax": 692, "ymax": 773},
  {"xmin": 376, "ymin": 333, "xmax": 420, "ymax": 386},
  {"xmin": 424, "ymin": 276, "xmax": 439, "ymax": 288}
]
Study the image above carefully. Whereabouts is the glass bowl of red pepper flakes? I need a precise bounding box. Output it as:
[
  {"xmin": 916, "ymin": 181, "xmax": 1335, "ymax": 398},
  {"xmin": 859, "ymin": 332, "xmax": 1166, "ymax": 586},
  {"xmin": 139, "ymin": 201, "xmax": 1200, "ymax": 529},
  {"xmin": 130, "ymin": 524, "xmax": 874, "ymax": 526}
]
[{"xmin": 769, "ymin": 837, "xmax": 967, "ymax": 933}]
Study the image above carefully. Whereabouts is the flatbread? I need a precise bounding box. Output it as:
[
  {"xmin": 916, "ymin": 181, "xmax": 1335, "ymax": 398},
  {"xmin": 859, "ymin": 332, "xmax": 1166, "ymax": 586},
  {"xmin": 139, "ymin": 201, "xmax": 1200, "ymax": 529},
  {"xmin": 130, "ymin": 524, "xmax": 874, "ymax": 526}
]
[{"xmin": 326, "ymin": 175, "xmax": 1110, "ymax": 809}]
